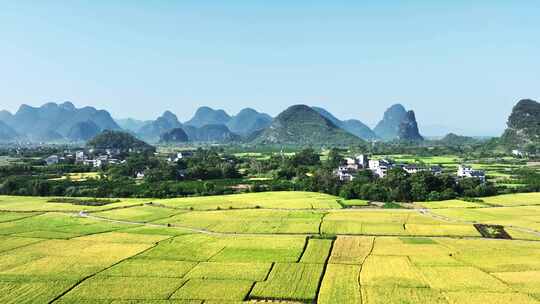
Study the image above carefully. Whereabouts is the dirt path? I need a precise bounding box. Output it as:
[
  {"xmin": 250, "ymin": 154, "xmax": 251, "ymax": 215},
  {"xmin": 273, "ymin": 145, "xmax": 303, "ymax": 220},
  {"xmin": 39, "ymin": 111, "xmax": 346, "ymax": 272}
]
[
  {"xmin": 419, "ymin": 208, "xmax": 540, "ymax": 238},
  {"xmin": 73, "ymin": 211, "xmax": 540, "ymax": 242}
]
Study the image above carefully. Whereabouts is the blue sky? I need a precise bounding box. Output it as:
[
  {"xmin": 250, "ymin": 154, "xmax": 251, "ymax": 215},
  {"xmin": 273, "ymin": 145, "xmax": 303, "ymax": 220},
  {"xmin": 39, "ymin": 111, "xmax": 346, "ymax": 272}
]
[{"xmin": 1, "ymin": 1, "xmax": 539, "ymax": 136}]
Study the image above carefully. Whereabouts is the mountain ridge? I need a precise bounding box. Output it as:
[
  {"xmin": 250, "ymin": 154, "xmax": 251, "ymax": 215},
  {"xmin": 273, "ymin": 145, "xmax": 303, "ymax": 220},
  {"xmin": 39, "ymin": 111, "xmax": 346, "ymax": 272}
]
[{"xmin": 312, "ymin": 107, "xmax": 378, "ymax": 140}]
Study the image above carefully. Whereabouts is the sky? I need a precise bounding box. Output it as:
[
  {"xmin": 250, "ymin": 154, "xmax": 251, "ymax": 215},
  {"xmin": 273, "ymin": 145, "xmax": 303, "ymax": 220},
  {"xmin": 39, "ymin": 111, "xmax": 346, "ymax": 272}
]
[{"xmin": 1, "ymin": 0, "xmax": 539, "ymax": 136}]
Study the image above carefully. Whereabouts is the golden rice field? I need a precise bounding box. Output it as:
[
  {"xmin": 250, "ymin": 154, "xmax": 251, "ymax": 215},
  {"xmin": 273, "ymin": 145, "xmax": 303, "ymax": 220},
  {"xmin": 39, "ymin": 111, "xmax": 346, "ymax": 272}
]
[{"xmin": 0, "ymin": 191, "xmax": 538, "ymax": 303}]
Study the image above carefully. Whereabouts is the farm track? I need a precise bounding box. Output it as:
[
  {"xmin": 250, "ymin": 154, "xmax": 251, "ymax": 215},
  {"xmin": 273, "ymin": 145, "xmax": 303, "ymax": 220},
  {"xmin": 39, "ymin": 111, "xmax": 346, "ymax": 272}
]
[
  {"xmin": 70, "ymin": 211, "xmax": 540, "ymax": 242},
  {"xmin": 419, "ymin": 208, "xmax": 540, "ymax": 237},
  {"xmin": 3, "ymin": 200, "xmax": 539, "ymax": 240}
]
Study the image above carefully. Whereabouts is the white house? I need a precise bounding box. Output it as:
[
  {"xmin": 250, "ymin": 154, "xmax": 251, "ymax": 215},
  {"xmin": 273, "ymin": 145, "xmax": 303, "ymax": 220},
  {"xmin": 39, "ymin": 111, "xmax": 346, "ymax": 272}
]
[
  {"xmin": 457, "ymin": 165, "xmax": 486, "ymax": 182},
  {"xmin": 403, "ymin": 164, "xmax": 426, "ymax": 174},
  {"xmin": 356, "ymin": 154, "xmax": 369, "ymax": 168},
  {"xmin": 336, "ymin": 167, "xmax": 355, "ymax": 182},
  {"xmin": 168, "ymin": 151, "xmax": 195, "ymax": 163},
  {"xmin": 75, "ymin": 151, "xmax": 86, "ymax": 163},
  {"xmin": 45, "ymin": 155, "xmax": 59, "ymax": 166},
  {"xmin": 368, "ymin": 159, "xmax": 393, "ymax": 178},
  {"xmin": 512, "ymin": 149, "xmax": 525, "ymax": 158}
]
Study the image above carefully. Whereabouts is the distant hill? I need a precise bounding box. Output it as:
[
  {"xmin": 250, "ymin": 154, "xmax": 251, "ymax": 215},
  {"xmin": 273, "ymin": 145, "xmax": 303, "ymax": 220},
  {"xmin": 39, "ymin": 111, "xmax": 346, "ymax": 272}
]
[
  {"xmin": 0, "ymin": 110, "xmax": 13, "ymax": 125},
  {"xmin": 439, "ymin": 133, "xmax": 477, "ymax": 145},
  {"xmin": 185, "ymin": 106, "xmax": 231, "ymax": 128},
  {"xmin": 373, "ymin": 104, "xmax": 408, "ymax": 140},
  {"xmin": 397, "ymin": 111, "xmax": 423, "ymax": 141},
  {"xmin": 138, "ymin": 111, "xmax": 182, "ymax": 142},
  {"xmin": 226, "ymin": 108, "xmax": 272, "ymax": 136},
  {"xmin": 312, "ymin": 107, "xmax": 377, "ymax": 140},
  {"xmin": 67, "ymin": 121, "xmax": 101, "ymax": 142},
  {"xmin": 183, "ymin": 124, "xmax": 240, "ymax": 142},
  {"xmin": 252, "ymin": 105, "xmax": 364, "ymax": 146},
  {"xmin": 501, "ymin": 99, "xmax": 540, "ymax": 147},
  {"xmin": 2, "ymin": 102, "xmax": 120, "ymax": 142},
  {"xmin": 0, "ymin": 121, "xmax": 18, "ymax": 142},
  {"xmin": 116, "ymin": 118, "xmax": 149, "ymax": 133},
  {"xmin": 159, "ymin": 128, "xmax": 189, "ymax": 143},
  {"xmin": 374, "ymin": 104, "xmax": 423, "ymax": 141},
  {"xmin": 87, "ymin": 130, "xmax": 155, "ymax": 152}
]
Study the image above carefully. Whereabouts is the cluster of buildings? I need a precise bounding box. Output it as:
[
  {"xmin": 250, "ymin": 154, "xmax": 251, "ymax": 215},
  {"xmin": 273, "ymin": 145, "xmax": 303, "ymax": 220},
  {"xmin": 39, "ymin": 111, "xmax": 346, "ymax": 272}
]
[
  {"xmin": 166, "ymin": 151, "xmax": 194, "ymax": 163},
  {"xmin": 45, "ymin": 149, "xmax": 124, "ymax": 168},
  {"xmin": 335, "ymin": 154, "xmax": 484, "ymax": 183},
  {"xmin": 456, "ymin": 165, "xmax": 486, "ymax": 183}
]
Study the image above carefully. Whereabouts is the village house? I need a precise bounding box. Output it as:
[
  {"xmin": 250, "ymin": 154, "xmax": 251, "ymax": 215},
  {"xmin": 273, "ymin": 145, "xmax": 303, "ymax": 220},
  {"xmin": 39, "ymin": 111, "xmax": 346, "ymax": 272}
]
[
  {"xmin": 336, "ymin": 154, "xmax": 444, "ymax": 181},
  {"xmin": 336, "ymin": 166, "xmax": 355, "ymax": 182},
  {"xmin": 457, "ymin": 165, "xmax": 486, "ymax": 182},
  {"xmin": 45, "ymin": 155, "xmax": 59, "ymax": 166},
  {"xmin": 402, "ymin": 164, "xmax": 425, "ymax": 174},
  {"xmin": 356, "ymin": 154, "xmax": 369, "ymax": 168},
  {"xmin": 167, "ymin": 151, "xmax": 195, "ymax": 163},
  {"xmin": 512, "ymin": 149, "xmax": 525, "ymax": 158},
  {"xmin": 75, "ymin": 151, "xmax": 86, "ymax": 162},
  {"xmin": 430, "ymin": 166, "xmax": 443, "ymax": 175},
  {"xmin": 368, "ymin": 159, "xmax": 393, "ymax": 178}
]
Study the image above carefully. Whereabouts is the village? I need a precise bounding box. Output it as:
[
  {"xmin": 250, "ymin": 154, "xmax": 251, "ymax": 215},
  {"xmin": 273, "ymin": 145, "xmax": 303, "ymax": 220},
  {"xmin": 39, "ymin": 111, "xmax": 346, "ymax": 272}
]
[{"xmin": 335, "ymin": 154, "xmax": 486, "ymax": 183}]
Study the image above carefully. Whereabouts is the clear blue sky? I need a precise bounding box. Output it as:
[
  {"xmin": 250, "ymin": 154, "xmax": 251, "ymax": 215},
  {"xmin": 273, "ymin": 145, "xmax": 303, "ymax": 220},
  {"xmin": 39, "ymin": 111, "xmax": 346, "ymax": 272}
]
[{"xmin": 1, "ymin": 1, "xmax": 539, "ymax": 136}]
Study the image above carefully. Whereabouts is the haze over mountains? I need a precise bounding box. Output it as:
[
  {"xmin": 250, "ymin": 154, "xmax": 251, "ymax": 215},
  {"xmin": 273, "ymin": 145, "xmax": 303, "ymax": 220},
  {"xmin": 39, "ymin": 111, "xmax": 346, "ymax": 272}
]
[{"xmin": 11, "ymin": 99, "xmax": 539, "ymax": 146}]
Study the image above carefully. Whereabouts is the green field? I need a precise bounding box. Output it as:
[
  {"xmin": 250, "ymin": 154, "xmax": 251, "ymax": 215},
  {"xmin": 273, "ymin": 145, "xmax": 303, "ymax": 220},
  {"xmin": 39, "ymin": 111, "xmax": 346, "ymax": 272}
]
[{"xmin": 0, "ymin": 191, "xmax": 539, "ymax": 303}]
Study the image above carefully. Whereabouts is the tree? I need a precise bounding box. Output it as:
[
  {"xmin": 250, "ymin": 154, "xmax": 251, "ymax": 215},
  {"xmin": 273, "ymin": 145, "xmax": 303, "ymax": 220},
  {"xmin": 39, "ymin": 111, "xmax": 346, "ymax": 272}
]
[
  {"xmin": 290, "ymin": 148, "xmax": 320, "ymax": 167},
  {"xmin": 326, "ymin": 148, "xmax": 343, "ymax": 168}
]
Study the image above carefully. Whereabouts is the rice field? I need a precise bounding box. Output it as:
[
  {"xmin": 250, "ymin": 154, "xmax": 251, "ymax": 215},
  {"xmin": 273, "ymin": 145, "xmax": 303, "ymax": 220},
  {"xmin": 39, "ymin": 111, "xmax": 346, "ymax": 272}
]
[{"xmin": 0, "ymin": 192, "xmax": 538, "ymax": 303}]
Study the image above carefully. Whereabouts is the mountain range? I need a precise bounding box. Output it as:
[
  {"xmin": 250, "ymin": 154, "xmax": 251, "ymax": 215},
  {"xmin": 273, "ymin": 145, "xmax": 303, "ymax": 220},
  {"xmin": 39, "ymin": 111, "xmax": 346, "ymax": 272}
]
[
  {"xmin": 0, "ymin": 101, "xmax": 427, "ymax": 145},
  {"xmin": 0, "ymin": 102, "xmax": 120, "ymax": 142}
]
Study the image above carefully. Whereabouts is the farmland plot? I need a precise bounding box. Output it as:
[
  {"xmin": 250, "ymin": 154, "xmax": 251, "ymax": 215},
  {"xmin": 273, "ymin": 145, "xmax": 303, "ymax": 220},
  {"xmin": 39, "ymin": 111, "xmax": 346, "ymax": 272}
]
[
  {"xmin": 329, "ymin": 236, "xmax": 373, "ymax": 264},
  {"xmin": 362, "ymin": 286, "xmax": 448, "ymax": 304},
  {"xmin": 0, "ymin": 236, "xmax": 43, "ymax": 253},
  {"xmin": 0, "ymin": 280, "xmax": 74, "ymax": 304},
  {"xmin": 171, "ymin": 279, "xmax": 253, "ymax": 301},
  {"xmin": 94, "ymin": 205, "xmax": 187, "ymax": 222},
  {"xmin": 480, "ymin": 193, "xmax": 540, "ymax": 207},
  {"xmin": 418, "ymin": 266, "xmax": 510, "ymax": 291},
  {"xmin": 299, "ymin": 238, "xmax": 333, "ymax": 263},
  {"xmin": 210, "ymin": 236, "xmax": 305, "ymax": 263},
  {"xmin": 138, "ymin": 234, "xmax": 226, "ymax": 261},
  {"xmin": 155, "ymin": 191, "xmax": 341, "ymax": 210},
  {"xmin": 154, "ymin": 209, "xmax": 323, "ymax": 234},
  {"xmin": 62, "ymin": 276, "xmax": 185, "ymax": 300},
  {"xmin": 0, "ymin": 195, "xmax": 145, "ymax": 212},
  {"xmin": 318, "ymin": 264, "xmax": 361, "ymax": 304},
  {"xmin": 372, "ymin": 237, "xmax": 453, "ymax": 257},
  {"xmin": 185, "ymin": 262, "xmax": 271, "ymax": 281},
  {"xmin": 492, "ymin": 271, "xmax": 540, "ymax": 296},
  {"xmin": 444, "ymin": 291, "xmax": 539, "ymax": 304},
  {"xmin": 250, "ymin": 263, "xmax": 324, "ymax": 301},
  {"xmin": 0, "ymin": 212, "xmax": 130, "ymax": 237},
  {"xmin": 361, "ymin": 255, "xmax": 428, "ymax": 288},
  {"xmin": 0, "ymin": 239, "xmax": 153, "ymax": 280},
  {"xmin": 417, "ymin": 199, "xmax": 488, "ymax": 209},
  {"xmin": 102, "ymin": 259, "xmax": 196, "ymax": 278},
  {"xmin": 438, "ymin": 238, "xmax": 540, "ymax": 272}
]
